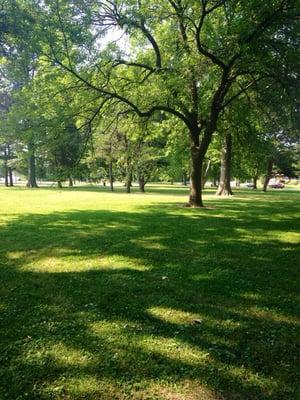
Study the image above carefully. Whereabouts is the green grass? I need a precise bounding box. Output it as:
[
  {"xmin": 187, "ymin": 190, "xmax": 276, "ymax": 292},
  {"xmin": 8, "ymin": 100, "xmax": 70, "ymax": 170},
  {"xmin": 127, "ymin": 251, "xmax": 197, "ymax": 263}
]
[{"xmin": 0, "ymin": 185, "xmax": 299, "ymax": 400}]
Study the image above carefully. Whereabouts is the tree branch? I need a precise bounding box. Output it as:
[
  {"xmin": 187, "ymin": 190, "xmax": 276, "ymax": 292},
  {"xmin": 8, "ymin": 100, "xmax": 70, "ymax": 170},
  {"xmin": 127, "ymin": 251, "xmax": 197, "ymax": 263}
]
[
  {"xmin": 195, "ymin": 0, "xmax": 227, "ymax": 70},
  {"xmin": 220, "ymin": 76, "xmax": 270, "ymax": 110},
  {"xmin": 49, "ymin": 55, "xmax": 192, "ymax": 129}
]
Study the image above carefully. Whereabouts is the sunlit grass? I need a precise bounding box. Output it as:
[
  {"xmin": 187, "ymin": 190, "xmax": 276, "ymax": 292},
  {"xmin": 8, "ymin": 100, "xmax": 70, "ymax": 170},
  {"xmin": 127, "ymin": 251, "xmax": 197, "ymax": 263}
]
[{"xmin": 0, "ymin": 184, "xmax": 299, "ymax": 399}]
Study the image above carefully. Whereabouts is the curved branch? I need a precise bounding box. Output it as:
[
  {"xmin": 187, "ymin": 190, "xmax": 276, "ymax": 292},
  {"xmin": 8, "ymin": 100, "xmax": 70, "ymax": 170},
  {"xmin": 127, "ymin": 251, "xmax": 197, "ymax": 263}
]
[
  {"xmin": 50, "ymin": 56, "xmax": 192, "ymax": 130},
  {"xmin": 195, "ymin": 0, "xmax": 227, "ymax": 70},
  {"xmin": 129, "ymin": 19, "xmax": 162, "ymax": 68},
  {"xmin": 113, "ymin": 59, "xmax": 155, "ymax": 72}
]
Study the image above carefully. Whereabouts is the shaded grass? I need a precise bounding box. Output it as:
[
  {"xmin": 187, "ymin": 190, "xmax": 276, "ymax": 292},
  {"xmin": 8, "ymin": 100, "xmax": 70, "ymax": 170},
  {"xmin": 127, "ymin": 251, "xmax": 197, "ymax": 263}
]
[{"xmin": 0, "ymin": 185, "xmax": 299, "ymax": 400}]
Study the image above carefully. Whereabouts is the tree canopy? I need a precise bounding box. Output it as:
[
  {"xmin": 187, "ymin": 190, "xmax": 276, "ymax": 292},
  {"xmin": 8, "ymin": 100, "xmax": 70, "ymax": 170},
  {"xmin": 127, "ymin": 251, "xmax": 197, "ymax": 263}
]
[{"xmin": 0, "ymin": 0, "xmax": 299, "ymax": 202}]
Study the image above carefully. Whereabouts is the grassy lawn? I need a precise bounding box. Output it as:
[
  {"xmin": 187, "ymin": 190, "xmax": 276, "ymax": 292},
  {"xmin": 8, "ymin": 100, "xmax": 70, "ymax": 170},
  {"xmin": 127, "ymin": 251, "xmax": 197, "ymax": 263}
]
[{"xmin": 0, "ymin": 185, "xmax": 299, "ymax": 400}]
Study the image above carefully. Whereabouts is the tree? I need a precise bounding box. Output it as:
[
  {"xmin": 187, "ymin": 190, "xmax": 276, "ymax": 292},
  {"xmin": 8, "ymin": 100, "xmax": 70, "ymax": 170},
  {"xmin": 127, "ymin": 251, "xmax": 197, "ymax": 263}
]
[
  {"xmin": 4, "ymin": 83, "xmax": 42, "ymax": 188},
  {"xmin": 216, "ymin": 132, "xmax": 233, "ymax": 196},
  {"xmin": 0, "ymin": 86, "xmax": 14, "ymax": 186},
  {"xmin": 27, "ymin": 0, "xmax": 297, "ymax": 206}
]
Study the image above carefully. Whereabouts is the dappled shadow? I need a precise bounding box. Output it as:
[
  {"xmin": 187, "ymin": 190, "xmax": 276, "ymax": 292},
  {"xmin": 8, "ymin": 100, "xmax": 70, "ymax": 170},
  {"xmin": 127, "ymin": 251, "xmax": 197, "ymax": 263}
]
[{"xmin": 0, "ymin": 196, "xmax": 299, "ymax": 399}]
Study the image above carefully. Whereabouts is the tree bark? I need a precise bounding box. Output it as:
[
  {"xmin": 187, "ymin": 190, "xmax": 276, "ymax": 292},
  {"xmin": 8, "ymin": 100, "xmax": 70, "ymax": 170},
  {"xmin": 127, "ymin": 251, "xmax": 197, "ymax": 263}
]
[
  {"xmin": 8, "ymin": 167, "xmax": 13, "ymax": 186},
  {"xmin": 138, "ymin": 175, "xmax": 145, "ymax": 192},
  {"xmin": 26, "ymin": 145, "xmax": 38, "ymax": 188},
  {"xmin": 253, "ymin": 175, "xmax": 258, "ymax": 190},
  {"xmin": 3, "ymin": 146, "xmax": 14, "ymax": 187},
  {"xmin": 3, "ymin": 145, "xmax": 9, "ymax": 187},
  {"xmin": 216, "ymin": 133, "xmax": 233, "ymax": 196},
  {"xmin": 263, "ymin": 158, "xmax": 273, "ymax": 192},
  {"xmin": 189, "ymin": 133, "xmax": 204, "ymax": 207},
  {"xmin": 201, "ymin": 159, "xmax": 211, "ymax": 189},
  {"xmin": 4, "ymin": 159, "xmax": 8, "ymax": 187},
  {"xmin": 109, "ymin": 161, "xmax": 114, "ymax": 191},
  {"xmin": 126, "ymin": 170, "xmax": 132, "ymax": 193}
]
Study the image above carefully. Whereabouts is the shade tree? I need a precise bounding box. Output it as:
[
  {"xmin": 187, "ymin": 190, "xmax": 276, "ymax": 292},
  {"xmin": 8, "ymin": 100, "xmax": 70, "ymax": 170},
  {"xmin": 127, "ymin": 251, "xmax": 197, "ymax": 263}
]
[{"xmin": 17, "ymin": 0, "xmax": 299, "ymax": 206}]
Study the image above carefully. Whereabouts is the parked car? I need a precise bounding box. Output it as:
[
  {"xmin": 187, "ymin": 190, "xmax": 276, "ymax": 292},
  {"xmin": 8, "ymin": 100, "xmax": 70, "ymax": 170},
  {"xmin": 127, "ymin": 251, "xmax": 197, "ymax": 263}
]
[
  {"xmin": 243, "ymin": 182, "xmax": 254, "ymax": 188},
  {"xmin": 269, "ymin": 181, "xmax": 285, "ymax": 189}
]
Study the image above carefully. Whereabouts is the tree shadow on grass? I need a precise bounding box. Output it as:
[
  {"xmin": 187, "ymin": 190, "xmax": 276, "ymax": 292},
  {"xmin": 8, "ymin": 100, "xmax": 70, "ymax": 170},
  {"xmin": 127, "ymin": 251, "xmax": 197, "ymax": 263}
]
[{"xmin": 0, "ymin": 201, "xmax": 299, "ymax": 399}]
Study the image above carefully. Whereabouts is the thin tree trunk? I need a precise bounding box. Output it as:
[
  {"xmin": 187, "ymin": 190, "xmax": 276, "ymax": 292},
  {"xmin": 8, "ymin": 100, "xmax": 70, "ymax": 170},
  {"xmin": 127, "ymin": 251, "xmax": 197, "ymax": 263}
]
[
  {"xmin": 68, "ymin": 176, "xmax": 73, "ymax": 187},
  {"xmin": 7, "ymin": 145, "xmax": 13, "ymax": 186},
  {"xmin": 201, "ymin": 159, "xmax": 211, "ymax": 189},
  {"xmin": 263, "ymin": 158, "xmax": 273, "ymax": 192},
  {"xmin": 26, "ymin": 144, "xmax": 38, "ymax": 188},
  {"xmin": 4, "ymin": 158, "xmax": 8, "ymax": 187},
  {"xmin": 216, "ymin": 133, "xmax": 233, "ymax": 196},
  {"xmin": 109, "ymin": 161, "xmax": 114, "ymax": 192},
  {"xmin": 8, "ymin": 167, "xmax": 13, "ymax": 186},
  {"xmin": 138, "ymin": 174, "xmax": 145, "ymax": 192},
  {"xmin": 3, "ymin": 145, "xmax": 9, "ymax": 186},
  {"xmin": 3, "ymin": 146, "xmax": 13, "ymax": 187},
  {"xmin": 182, "ymin": 172, "xmax": 187, "ymax": 186},
  {"xmin": 253, "ymin": 175, "xmax": 258, "ymax": 190},
  {"xmin": 126, "ymin": 170, "xmax": 132, "ymax": 193},
  {"xmin": 57, "ymin": 180, "xmax": 62, "ymax": 188}
]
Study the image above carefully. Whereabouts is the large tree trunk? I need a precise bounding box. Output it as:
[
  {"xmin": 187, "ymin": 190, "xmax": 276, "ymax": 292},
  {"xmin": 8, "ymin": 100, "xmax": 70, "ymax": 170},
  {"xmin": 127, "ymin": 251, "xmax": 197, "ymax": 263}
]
[
  {"xmin": 263, "ymin": 158, "xmax": 273, "ymax": 192},
  {"xmin": 188, "ymin": 84, "xmax": 226, "ymax": 206},
  {"xmin": 26, "ymin": 145, "xmax": 38, "ymax": 188},
  {"xmin": 189, "ymin": 134, "xmax": 204, "ymax": 207},
  {"xmin": 216, "ymin": 133, "xmax": 233, "ymax": 196},
  {"xmin": 109, "ymin": 161, "xmax": 114, "ymax": 192}
]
